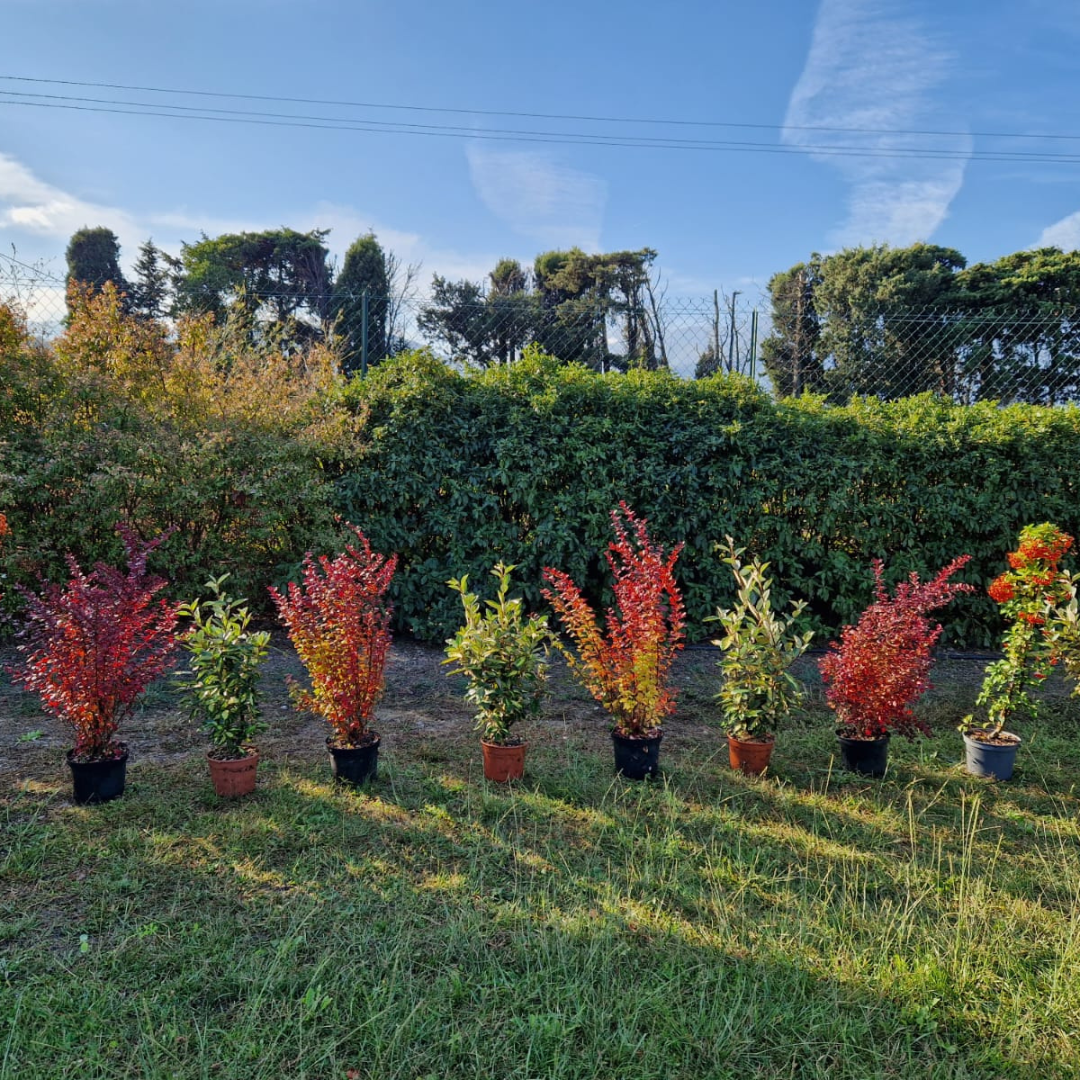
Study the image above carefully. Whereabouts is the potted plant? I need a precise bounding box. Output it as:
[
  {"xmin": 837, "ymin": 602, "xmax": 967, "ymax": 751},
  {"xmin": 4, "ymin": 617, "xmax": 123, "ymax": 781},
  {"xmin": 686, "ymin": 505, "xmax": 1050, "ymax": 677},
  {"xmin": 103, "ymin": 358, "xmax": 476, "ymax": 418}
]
[
  {"xmin": 177, "ymin": 576, "xmax": 271, "ymax": 798},
  {"xmin": 960, "ymin": 523, "xmax": 1073, "ymax": 780},
  {"xmin": 708, "ymin": 539, "xmax": 814, "ymax": 775},
  {"xmin": 444, "ymin": 563, "xmax": 552, "ymax": 782},
  {"xmin": 269, "ymin": 523, "xmax": 397, "ymax": 786},
  {"xmin": 1047, "ymin": 556, "xmax": 1080, "ymax": 684},
  {"xmin": 11, "ymin": 525, "xmax": 179, "ymax": 804},
  {"xmin": 819, "ymin": 556, "xmax": 972, "ymax": 778},
  {"xmin": 542, "ymin": 502, "xmax": 685, "ymax": 780}
]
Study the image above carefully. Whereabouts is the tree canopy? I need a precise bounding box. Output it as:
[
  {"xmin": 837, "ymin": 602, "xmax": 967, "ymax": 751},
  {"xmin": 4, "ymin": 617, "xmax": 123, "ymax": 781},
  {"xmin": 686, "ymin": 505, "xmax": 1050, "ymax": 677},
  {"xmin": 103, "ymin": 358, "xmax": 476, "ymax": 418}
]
[
  {"xmin": 333, "ymin": 233, "xmax": 390, "ymax": 375},
  {"xmin": 761, "ymin": 243, "xmax": 1080, "ymax": 404},
  {"xmin": 176, "ymin": 228, "xmax": 333, "ymax": 350},
  {"xmin": 65, "ymin": 227, "xmax": 127, "ymax": 310},
  {"xmin": 418, "ymin": 247, "xmax": 665, "ymax": 370}
]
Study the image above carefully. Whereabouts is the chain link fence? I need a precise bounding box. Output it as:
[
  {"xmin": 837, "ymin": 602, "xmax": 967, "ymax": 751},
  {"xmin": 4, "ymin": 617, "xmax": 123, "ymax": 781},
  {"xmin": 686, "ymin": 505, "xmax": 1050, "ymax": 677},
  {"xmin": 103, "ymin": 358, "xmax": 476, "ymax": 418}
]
[
  {"xmin": 5, "ymin": 258, "xmax": 1080, "ymax": 405},
  {"xmin": 763, "ymin": 306, "xmax": 1080, "ymax": 406}
]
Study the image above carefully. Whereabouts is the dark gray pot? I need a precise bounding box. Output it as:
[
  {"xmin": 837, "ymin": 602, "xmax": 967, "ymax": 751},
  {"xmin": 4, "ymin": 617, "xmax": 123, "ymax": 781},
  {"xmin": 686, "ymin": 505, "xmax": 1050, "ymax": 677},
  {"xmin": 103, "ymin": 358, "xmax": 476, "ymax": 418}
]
[
  {"xmin": 963, "ymin": 732, "xmax": 1020, "ymax": 781},
  {"xmin": 327, "ymin": 733, "xmax": 380, "ymax": 786},
  {"xmin": 612, "ymin": 730, "xmax": 662, "ymax": 780},
  {"xmin": 837, "ymin": 733, "xmax": 889, "ymax": 778},
  {"xmin": 67, "ymin": 746, "xmax": 129, "ymax": 805}
]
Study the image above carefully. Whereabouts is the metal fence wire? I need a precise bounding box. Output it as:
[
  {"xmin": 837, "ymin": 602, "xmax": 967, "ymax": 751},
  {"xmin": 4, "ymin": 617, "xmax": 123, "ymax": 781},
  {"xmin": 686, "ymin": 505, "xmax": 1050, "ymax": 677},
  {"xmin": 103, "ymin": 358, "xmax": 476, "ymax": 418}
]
[{"xmin": 5, "ymin": 262, "xmax": 1080, "ymax": 406}]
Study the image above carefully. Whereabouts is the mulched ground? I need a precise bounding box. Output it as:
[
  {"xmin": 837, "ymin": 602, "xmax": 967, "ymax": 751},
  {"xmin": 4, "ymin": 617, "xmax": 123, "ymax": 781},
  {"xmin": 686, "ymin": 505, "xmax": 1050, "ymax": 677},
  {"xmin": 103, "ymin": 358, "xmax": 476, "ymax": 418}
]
[{"xmin": 0, "ymin": 635, "xmax": 994, "ymax": 791}]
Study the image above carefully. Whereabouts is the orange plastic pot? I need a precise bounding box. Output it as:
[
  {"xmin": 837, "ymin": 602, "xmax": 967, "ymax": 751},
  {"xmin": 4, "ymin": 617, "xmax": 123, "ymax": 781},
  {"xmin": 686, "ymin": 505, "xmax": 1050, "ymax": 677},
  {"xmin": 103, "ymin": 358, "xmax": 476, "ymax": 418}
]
[
  {"xmin": 208, "ymin": 750, "xmax": 259, "ymax": 798},
  {"xmin": 481, "ymin": 740, "xmax": 527, "ymax": 782},
  {"xmin": 727, "ymin": 734, "xmax": 775, "ymax": 776}
]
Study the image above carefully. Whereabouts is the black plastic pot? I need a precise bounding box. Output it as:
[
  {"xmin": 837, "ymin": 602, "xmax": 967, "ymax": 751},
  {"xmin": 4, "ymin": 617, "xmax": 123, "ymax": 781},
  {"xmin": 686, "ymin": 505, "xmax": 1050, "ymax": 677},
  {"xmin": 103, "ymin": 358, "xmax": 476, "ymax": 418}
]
[
  {"xmin": 612, "ymin": 729, "xmax": 662, "ymax": 780},
  {"xmin": 837, "ymin": 733, "xmax": 889, "ymax": 778},
  {"xmin": 67, "ymin": 746, "xmax": 129, "ymax": 805},
  {"xmin": 963, "ymin": 732, "xmax": 1020, "ymax": 781},
  {"xmin": 327, "ymin": 733, "xmax": 380, "ymax": 786}
]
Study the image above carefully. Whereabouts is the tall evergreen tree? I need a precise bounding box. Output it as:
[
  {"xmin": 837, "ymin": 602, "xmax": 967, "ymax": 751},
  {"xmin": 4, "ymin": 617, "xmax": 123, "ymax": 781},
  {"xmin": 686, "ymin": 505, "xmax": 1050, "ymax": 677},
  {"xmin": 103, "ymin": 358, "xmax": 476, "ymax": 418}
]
[
  {"xmin": 65, "ymin": 227, "xmax": 127, "ymax": 311},
  {"xmin": 533, "ymin": 247, "xmax": 658, "ymax": 370},
  {"xmin": 762, "ymin": 245, "xmax": 966, "ymax": 399},
  {"xmin": 956, "ymin": 247, "xmax": 1080, "ymax": 403},
  {"xmin": 128, "ymin": 239, "xmax": 181, "ymax": 320},
  {"xmin": 334, "ymin": 233, "xmax": 389, "ymax": 374},
  {"xmin": 760, "ymin": 259, "xmax": 824, "ymax": 396},
  {"xmin": 175, "ymin": 228, "xmax": 333, "ymax": 350}
]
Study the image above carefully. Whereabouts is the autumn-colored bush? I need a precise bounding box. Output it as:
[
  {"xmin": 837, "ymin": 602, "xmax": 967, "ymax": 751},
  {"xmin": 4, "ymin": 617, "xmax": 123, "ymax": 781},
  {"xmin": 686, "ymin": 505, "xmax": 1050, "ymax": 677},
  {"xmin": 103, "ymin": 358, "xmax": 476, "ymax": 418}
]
[
  {"xmin": 820, "ymin": 557, "xmax": 973, "ymax": 740},
  {"xmin": 270, "ymin": 524, "xmax": 397, "ymax": 747},
  {"xmin": 542, "ymin": 504, "xmax": 685, "ymax": 737},
  {"xmin": 11, "ymin": 525, "xmax": 179, "ymax": 761},
  {"xmin": 0, "ymin": 284, "xmax": 353, "ymax": 606}
]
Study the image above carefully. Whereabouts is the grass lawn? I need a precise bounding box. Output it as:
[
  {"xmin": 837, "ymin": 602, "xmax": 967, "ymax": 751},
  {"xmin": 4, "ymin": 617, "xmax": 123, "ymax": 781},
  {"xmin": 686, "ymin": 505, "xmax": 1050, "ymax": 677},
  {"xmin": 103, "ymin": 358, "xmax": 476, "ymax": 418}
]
[{"xmin": 2, "ymin": 643, "xmax": 1080, "ymax": 1079}]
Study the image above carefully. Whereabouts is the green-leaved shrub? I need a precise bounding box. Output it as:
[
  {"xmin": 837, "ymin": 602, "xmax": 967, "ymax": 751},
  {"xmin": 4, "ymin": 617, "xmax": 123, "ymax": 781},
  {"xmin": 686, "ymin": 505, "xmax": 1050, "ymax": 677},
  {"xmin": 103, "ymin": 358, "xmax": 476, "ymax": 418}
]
[
  {"xmin": 336, "ymin": 347, "xmax": 1080, "ymax": 644},
  {"xmin": 5, "ymin": 299, "xmax": 1080, "ymax": 647}
]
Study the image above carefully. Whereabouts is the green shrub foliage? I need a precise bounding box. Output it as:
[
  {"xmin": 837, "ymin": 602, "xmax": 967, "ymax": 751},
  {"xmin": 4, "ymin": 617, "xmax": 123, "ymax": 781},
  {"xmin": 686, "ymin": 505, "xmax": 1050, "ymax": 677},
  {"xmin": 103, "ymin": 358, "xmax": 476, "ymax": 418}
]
[
  {"xmin": 5, "ymin": 295, "xmax": 1080, "ymax": 646},
  {"xmin": 336, "ymin": 348, "xmax": 1080, "ymax": 644}
]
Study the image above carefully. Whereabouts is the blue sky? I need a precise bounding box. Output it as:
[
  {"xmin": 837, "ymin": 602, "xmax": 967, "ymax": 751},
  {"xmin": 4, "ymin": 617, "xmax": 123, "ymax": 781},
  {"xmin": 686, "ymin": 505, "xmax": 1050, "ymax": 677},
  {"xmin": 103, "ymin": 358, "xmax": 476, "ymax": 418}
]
[{"xmin": 1, "ymin": 0, "xmax": 1079, "ymax": 301}]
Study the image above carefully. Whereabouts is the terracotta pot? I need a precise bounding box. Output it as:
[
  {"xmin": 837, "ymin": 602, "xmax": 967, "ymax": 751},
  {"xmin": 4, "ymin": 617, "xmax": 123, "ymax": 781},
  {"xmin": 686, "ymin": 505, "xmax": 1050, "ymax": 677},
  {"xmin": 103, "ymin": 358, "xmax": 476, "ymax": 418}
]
[
  {"xmin": 727, "ymin": 734, "xmax": 775, "ymax": 776},
  {"xmin": 481, "ymin": 740, "xmax": 527, "ymax": 782},
  {"xmin": 207, "ymin": 750, "xmax": 259, "ymax": 798}
]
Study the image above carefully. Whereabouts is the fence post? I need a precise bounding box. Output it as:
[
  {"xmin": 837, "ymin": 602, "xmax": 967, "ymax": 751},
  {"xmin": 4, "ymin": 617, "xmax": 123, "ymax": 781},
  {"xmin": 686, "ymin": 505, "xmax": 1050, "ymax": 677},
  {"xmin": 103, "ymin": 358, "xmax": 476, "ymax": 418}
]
[
  {"xmin": 750, "ymin": 309, "xmax": 758, "ymax": 381},
  {"xmin": 360, "ymin": 289, "xmax": 369, "ymax": 377},
  {"xmin": 728, "ymin": 291, "xmax": 740, "ymax": 372},
  {"xmin": 713, "ymin": 290, "xmax": 721, "ymax": 372}
]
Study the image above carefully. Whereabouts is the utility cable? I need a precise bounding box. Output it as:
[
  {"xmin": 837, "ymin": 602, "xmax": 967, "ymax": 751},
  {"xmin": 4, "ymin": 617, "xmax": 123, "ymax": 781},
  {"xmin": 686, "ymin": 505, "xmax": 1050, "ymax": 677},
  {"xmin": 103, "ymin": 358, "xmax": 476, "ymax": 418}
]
[
  {"xmin": 2, "ymin": 72, "xmax": 1078, "ymax": 144},
  {"xmin": 4, "ymin": 95, "xmax": 1080, "ymax": 165}
]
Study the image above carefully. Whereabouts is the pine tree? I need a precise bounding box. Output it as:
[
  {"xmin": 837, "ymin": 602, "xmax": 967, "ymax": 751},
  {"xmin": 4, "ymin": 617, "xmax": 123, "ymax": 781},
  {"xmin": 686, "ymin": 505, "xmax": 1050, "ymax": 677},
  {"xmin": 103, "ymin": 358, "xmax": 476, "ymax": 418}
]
[{"xmin": 129, "ymin": 239, "xmax": 180, "ymax": 319}]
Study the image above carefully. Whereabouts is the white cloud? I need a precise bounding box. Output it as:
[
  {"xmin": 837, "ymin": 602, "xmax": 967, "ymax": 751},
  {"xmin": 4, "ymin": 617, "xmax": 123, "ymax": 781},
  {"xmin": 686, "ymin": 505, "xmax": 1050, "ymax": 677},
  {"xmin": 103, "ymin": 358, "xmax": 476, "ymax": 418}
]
[
  {"xmin": 0, "ymin": 151, "xmax": 141, "ymax": 252},
  {"xmin": 783, "ymin": 0, "xmax": 970, "ymax": 247},
  {"xmin": 296, "ymin": 201, "xmax": 503, "ymax": 286},
  {"xmin": 466, "ymin": 146, "xmax": 606, "ymax": 252},
  {"xmin": 0, "ymin": 151, "xmax": 506, "ymax": 295},
  {"xmin": 1037, "ymin": 210, "xmax": 1080, "ymax": 251}
]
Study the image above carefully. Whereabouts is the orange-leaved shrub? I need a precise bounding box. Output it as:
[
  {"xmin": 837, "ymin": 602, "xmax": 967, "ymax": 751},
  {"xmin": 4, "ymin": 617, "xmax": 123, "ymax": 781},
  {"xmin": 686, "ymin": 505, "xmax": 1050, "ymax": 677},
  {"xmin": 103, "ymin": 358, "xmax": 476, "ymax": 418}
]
[
  {"xmin": 542, "ymin": 503, "xmax": 685, "ymax": 737},
  {"xmin": 0, "ymin": 283, "xmax": 359, "ymax": 607},
  {"xmin": 269, "ymin": 524, "xmax": 397, "ymax": 747},
  {"xmin": 11, "ymin": 525, "xmax": 179, "ymax": 761},
  {"xmin": 966, "ymin": 523, "xmax": 1074, "ymax": 738}
]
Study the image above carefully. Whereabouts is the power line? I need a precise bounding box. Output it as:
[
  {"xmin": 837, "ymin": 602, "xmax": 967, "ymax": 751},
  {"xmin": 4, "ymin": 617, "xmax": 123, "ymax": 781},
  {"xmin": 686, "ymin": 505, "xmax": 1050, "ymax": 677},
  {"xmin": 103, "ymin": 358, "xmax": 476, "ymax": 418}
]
[
  {"xmin": 4, "ymin": 94, "xmax": 1080, "ymax": 165},
  {"xmin": 0, "ymin": 88, "xmax": 1005, "ymax": 156},
  {"xmin": 2, "ymin": 72, "xmax": 1077, "ymax": 144}
]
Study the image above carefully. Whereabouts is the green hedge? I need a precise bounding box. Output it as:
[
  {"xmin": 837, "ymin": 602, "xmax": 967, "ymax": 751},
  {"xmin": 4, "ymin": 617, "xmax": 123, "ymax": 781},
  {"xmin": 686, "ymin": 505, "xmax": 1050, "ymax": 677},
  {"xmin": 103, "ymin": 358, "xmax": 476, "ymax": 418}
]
[{"xmin": 336, "ymin": 349, "xmax": 1080, "ymax": 645}]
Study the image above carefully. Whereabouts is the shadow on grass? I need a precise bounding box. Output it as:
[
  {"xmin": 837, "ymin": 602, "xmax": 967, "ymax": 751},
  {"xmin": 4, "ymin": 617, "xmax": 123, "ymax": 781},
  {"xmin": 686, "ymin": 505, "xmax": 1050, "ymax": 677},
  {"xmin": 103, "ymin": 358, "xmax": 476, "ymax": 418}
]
[{"xmin": 4, "ymin": 739, "xmax": 1080, "ymax": 1078}]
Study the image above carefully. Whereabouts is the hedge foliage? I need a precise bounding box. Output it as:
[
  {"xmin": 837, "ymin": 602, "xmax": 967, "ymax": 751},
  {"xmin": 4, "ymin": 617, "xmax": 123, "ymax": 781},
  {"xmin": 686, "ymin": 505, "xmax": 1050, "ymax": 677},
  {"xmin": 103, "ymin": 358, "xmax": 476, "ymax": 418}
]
[
  {"xmin": 337, "ymin": 348, "xmax": 1080, "ymax": 645},
  {"xmin": 4, "ymin": 291, "xmax": 1080, "ymax": 648}
]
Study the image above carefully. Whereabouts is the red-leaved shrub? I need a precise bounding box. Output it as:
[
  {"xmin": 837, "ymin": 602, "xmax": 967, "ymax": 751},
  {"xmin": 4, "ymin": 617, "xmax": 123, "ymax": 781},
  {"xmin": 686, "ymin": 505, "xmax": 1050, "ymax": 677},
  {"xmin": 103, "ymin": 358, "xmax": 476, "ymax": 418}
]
[
  {"xmin": 12, "ymin": 525, "xmax": 179, "ymax": 761},
  {"xmin": 542, "ymin": 503, "xmax": 685, "ymax": 737},
  {"xmin": 819, "ymin": 557, "xmax": 973, "ymax": 740},
  {"xmin": 269, "ymin": 523, "xmax": 397, "ymax": 747}
]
